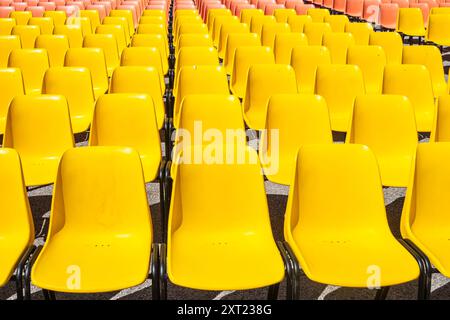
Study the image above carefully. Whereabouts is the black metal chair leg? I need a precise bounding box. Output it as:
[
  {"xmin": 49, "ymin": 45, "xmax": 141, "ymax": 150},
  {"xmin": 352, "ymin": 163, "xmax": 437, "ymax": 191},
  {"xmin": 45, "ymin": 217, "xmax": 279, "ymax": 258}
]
[
  {"xmin": 42, "ymin": 289, "xmax": 51, "ymax": 300},
  {"xmin": 282, "ymin": 242, "xmax": 301, "ymax": 300},
  {"xmin": 14, "ymin": 275, "xmax": 23, "ymax": 301},
  {"xmin": 267, "ymin": 283, "xmax": 280, "ymax": 300},
  {"xmin": 159, "ymin": 243, "xmax": 167, "ymax": 300},
  {"xmin": 151, "ymin": 244, "xmax": 160, "ymax": 300},
  {"xmin": 375, "ymin": 286, "xmax": 390, "ymax": 300}
]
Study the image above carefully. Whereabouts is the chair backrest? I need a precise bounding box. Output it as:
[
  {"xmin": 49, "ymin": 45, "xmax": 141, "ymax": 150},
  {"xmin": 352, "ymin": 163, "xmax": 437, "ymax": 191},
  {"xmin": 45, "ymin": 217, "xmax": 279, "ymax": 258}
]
[
  {"xmin": 314, "ymin": 64, "xmax": 365, "ymax": 132},
  {"xmin": 369, "ymin": 31, "xmax": 403, "ymax": 64},
  {"xmin": 324, "ymin": 14, "xmax": 350, "ymax": 32},
  {"xmin": 243, "ymin": 64, "xmax": 298, "ymax": 130},
  {"xmin": 344, "ymin": 22, "xmax": 373, "ymax": 45},
  {"xmin": 95, "ymin": 24, "xmax": 127, "ymax": 54},
  {"xmin": 287, "ymin": 14, "xmax": 312, "ymax": 32},
  {"xmin": 396, "ymin": 8, "xmax": 426, "ymax": 36},
  {"xmin": 43, "ymin": 10, "xmax": 66, "ymax": 25},
  {"xmin": 103, "ymin": 16, "xmax": 131, "ymax": 44},
  {"xmin": 273, "ymin": 8, "xmax": 296, "ymax": 22},
  {"xmin": 212, "ymin": 15, "xmax": 239, "ymax": 45},
  {"xmin": 10, "ymin": 11, "xmax": 32, "ymax": 25},
  {"xmin": 303, "ymin": 22, "xmax": 332, "ymax": 45},
  {"xmin": 174, "ymin": 65, "xmax": 229, "ymax": 126},
  {"xmin": 379, "ymin": 3, "xmax": 399, "ymax": 29},
  {"xmin": 290, "ymin": 46, "xmax": 331, "ymax": 94},
  {"xmin": 0, "ymin": 35, "xmax": 21, "ymax": 67},
  {"xmin": 426, "ymin": 14, "xmax": 450, "ymax": 47},
  {"xmin": 35, "ymin": 35, "xmax": 69, "ymax": 68},
  {"xmin": 46, "ymin": 146, "xmax": 152, "ymax": 240},
  {"xmin": 11, "ymin": 25, "xmax": 40, "ymax": 48},
  {"xmin": 285, "ymin": 144, "xmax": 390, "ymax": 240},
  {"xmin": 231, "ymin": 45, "xmax": 274, "ymax": 98},
  {"xmin": 0, "ymin": 148, "xmax": 34, "ymax": 252},
  {"xmin": 28, "ymin": 17, "xmax": 54, "ymax": 34},
  {"xmin": 240, "ymin": 8, "xmax": 264, "ymax": 25},
  {"xmin": 80, "ymin": 9, "xmax": 101, "ymax": 32},
  {"xmin": 307, "ymin": 8, "xmax": 330, "ymax": 22},
  {"xmin": 8, "ymin": 48, "xmax": 49, "ymax": 95},
  {"xmin": 273, "ymin": 32, "xmax": 307, "ymax": 65},
  {"xmin": 0, "ymin": 68, "xmax": 24, "ymax": 134},
  {"xmin": 347, "ymin": 45, "xmax": 386, "ymax": 94},
  {"xmin": 260, "ymin": 22, "xmax": 290, "ymax": 50},
  {"xmin": 218, "ymin": 22, "xmax": 249, "ymax": 57},
  {"xmin": 382, "ymin": 64, "xmax": 435, "ymax": 132},
  {"xmin": 431, "ymin": 95, "xmax": 450, "ymax": 142},
  {"xmin": 260, "ymin": 93, "xmax": 333, "ymax": 185},
  {"xmin": 0, "ymin": 18, "xmax": 16, "ymax": 35},
  {"xmin": 53, "ymin": 24, "xmax": 83, "ymax": 48},
  {"xmin": 346, "ymin": 94, "xmax": 418, "ymax": 187},
  {"xmin": 42, "ymin": 66, "xmax": 95, "ymax": 133},
  {"xmin": 83, "ymin": 34, "xmax": 120, "ymax": 76},
  {"xmin": 89, "ymin": 94, "xmax": 161, "ymax": 182},
  {"xmin": 109, "ymin": 66, "xmax": 165, "ymax": 129},
  {"xmin": 66, "ymin": 16, "xmax": 92, "ymax": 37},
  {"xmin": 345, "ymin": 0, "xmax": 364, "ymax": 17},
  {"xmin": 249, "ymin": 14, "xmax": 275, "ymax": 38},
  {"xmin": 64, "ymin": 48, "xmax": 109, "ymax": 99},
  {"xmin": 322, "ymin": 32, "xmax": 355, "ymax": 64}
]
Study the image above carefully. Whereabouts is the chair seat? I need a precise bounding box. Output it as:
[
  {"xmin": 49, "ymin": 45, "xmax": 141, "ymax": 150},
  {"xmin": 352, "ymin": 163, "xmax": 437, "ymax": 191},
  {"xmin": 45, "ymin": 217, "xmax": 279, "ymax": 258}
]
[
  {"xmin": 0, "ymin": 237, "xmax": 29, "ymax": 286},
  {"xmin": 32, "ymin": 231, "xmax": 151, "ymax": 292},
  {"xmin": 415, "ymin": 110, "xmax": 434, "ymax": 132},
  {"xmin": 168, "ymin": 229, "xmax": 285, "ymax": 290},
  {"xmin": 262, "ymin": 151, "xmax": 296, "ymax": 186},
  {"xmin": 291, "ymin": 233, "xmax": 420, "ymax": 287},
  {"xmin": 71, "ymin": 113, "xmax": 93, "ymax": 134},
  {"xmin": 93, "ymin": 87, "xmax": 108, "ymax": 100},
  {"xmin": 140, "ymin": 152, "xmax": 161, "ymax": 182},
  {"xmin": 377, "ymin": 154, "xmax": 414, "ymax": 187},
  {"xmin": 244, "ymin": 107, "xmax": 267, "ymax": 131},
  {"xmin": 409, "ymin": 229, "xmax": 450, "ymax": 278},
  {"xmin": 329, "ymin": 110, "xmax": 352, "ymax": 132},
  {"xmin": 21, "ymin": 155, "xmax": 62, "ymax": 186}
]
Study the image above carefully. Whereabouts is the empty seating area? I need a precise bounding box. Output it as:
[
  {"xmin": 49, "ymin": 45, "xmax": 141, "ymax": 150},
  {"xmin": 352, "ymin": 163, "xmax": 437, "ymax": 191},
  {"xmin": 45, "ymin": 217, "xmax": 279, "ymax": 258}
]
[{"xmin": 0, "ymin": 0, "xmax": 450, "ymax": 302}]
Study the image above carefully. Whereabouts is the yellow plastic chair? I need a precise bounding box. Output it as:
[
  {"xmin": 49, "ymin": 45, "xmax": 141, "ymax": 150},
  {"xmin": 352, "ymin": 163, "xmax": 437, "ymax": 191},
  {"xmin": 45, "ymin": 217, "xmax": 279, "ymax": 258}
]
[
  {"xmin": 291, "ymin": 46, "xmax": 331, "ymax": 94},
  {"xmin": 324, "ymin": 14, "xmax": 349, "ymax": 32},
  {"xmin": 273, "ymin": 33, "xmax": 307, "ymax": 65},
  {"xmin": 28, "ymin": 17, "xmax": 54, "ymax": 35},
  {"xmin": 402, "ymin": 45, "xmax": 447, "ymax": 98},
  {"xmin": 120, "ymin": 47, "xmax": 165, "ymax": 93},
  {"xmin": 136, "ymin": 24, "xmax": 169, "ymax": 51},
  {"xmin": 230, "ymin": 46, "xmax": 274, "ymax": 98},
  {"xmin": 207, "ymin": 8, "xmax": 231, "ymax": 32},
  {"xmin": 83, "ymin": 34, "xmax": 120, "ymax": 77},
  {"xmin": 174, "ymin": 65, "xmax": 229, "ymax": 127},
  {"xmin": 430, "ymin": 95, "xmax": 450, "ymax": 142},
  {"xmin": 53, "ymin": 24, "xmax": 83, "ymax": 48},
  {"xmin": 31, "ymin": 146, "xmax": 155, "ymax": 294},
  {"xmin": 178, "ymin": 23, "xmax": 208, "ymax": 44},
  {"xmin": 131, "ymin": 34, "xmax": 169, "ymax": 74},
  {"xmin": 0, "ymin": 148, "xmax": 35, "ymax": 298},
  {"xmin": 173, "ymin": 46, "xmax": 219, "ymax": 96},
  {"xmin": 175, "ymin": 94, "xmax": 246, "ymax": 148},
  {"xmin": 274, "ymin": 8, "xmax": 296, "ymax": 23},
  {"xmin": 217, "ymin": 22, "xmax": 250, "ymax": 59},
  {"xmin": 347, "ymin": 45, "xmax": 386, "ymax": 94},
  {"xmin": 287, "ymin": 15, "xmax": 312, "ymax": 33},
  {"xmin": 42, "ymin": 67, "xmax": 95, "ymax": 133},
  {"xmin": 139, "ymin": 16, "xmax": 165, "ymax": 26},
  {"xmin": 346, "ymin": 95, "xmax": 417, "ymax": 187},
  {"xmin": 176, "ymin": 33, "xmax": 213, "ymax": 57},
  {"xmin": 0, "ymin": 18, "xmax": 16, "ymax": 36},
  {"xmin": 383, "ymin": 64, "xmax": 435, "ymax": 132},
  {"xmin": 261, "ymin": 22, "xmax": 290, "ymax": 50},
  {"xmin": 11, "ymin": 25, "xmax": 40, "ymax": 49},
  {"xmin": 3, "ymin": 95, "xmax": 74, "ymax": 186},
  {"xmin": 43, "ymin": 11, "xmax": 66, "ymax": 26},
  {"xmin": 64, "ymin": 48, "xmax": 109, "ymax": 99},
  {"xmin": 80, "ymin": 10, "xmax": 101, "ymax": 33},
  {"xmin": 307, "ymin": 8, "xmax": 330, "ymax": 22},
  {"xmin": 249, "ymin": 15, "xmax": 276, "ymax": 39},
  {"xmin": 166, "ymin": 145, "xmax": 285, "ymax": 292},
  {"xmin": 0, "ymin": 68, "xmax": 24, "ymax": 134},
  {"xmin": 224, "ymin": 33, "xmax": 260, "ymax": 75},
  {"xmin": 35, "ymin": 35, "xmax": 69, "ymax": 67},
  {"xmin": 344, "ymin": 22, "xmax": 373, "ymax": 45},
  {"xmin": 110, "ymin": 9, "xmax": 135, "ymax": 36},
  {"xmin": 284, "ymin": 144, "xmax": 421, "ymax": 297},
  {"xmin": 0, "ymin": 36, "xmax": 21, "ymax": 68},
  {"xmin": 10, "ymin": 11, "xmax": 32, "ymax": 26},
  {"xmin": 315, "ymin": 64, "xmax": 365, "ymax": 132},
  {"xmin": 369, "ymin": 31, "xmax": 403, "ymax": 64},
  {"xmin": 109, "ymin": 66, "xmax": 165, "ymax": 129},
  {"xmin": 243, "ymin": 64, "xmax": 298, "ymax": 130},
  {"xmin": 212, "ymin": 15, "xmax": 239, "ymax": 47},
  {"xmin": 89, "ymin": 94, "xmax": 162, "ymax": 183},
  {"xmin": 66, "ymin": 17, "xmax": 92, "ymax": 37},
  {"xmin": 259, "ymin": 94, "xmax": 332, "ymax": 185},
  {"xmin": 426, "ymin": 14, "xmax": 450, "ymax": 46},
  {"xmin": 240, "ymin": 8, "xmax": 264, "ymax": 25},
  {"xmin": 174, "ymin": 15, "xmax": 202, "ymax": 42},
  {"xmin": 303, "ymin": 22, "xmax": 332, "ymax": 45},
  {"xmin": 95, "ymin": 24, "xmax": 127, "ymax": 55},
  {"xmin": 103, "ymin": 16, "xmax": 131, "ymax": 46},
  {"xmin": 400, "ymin": 142, "xmax": 450, "ymax": 299},
  {"xmin": 396, "ymin": 8, "xmax": 426, "ymax": 37},
  {"xmin": 322, "ymin": 32, "xmax": 355, "ymax": 64},
  {"xmin": 143, "ymin": 9, "xmax": 166, "ymax": 18},
  {"xmin": 8, "ymin": 49, "xmax": 49, "ymax": 95}
]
